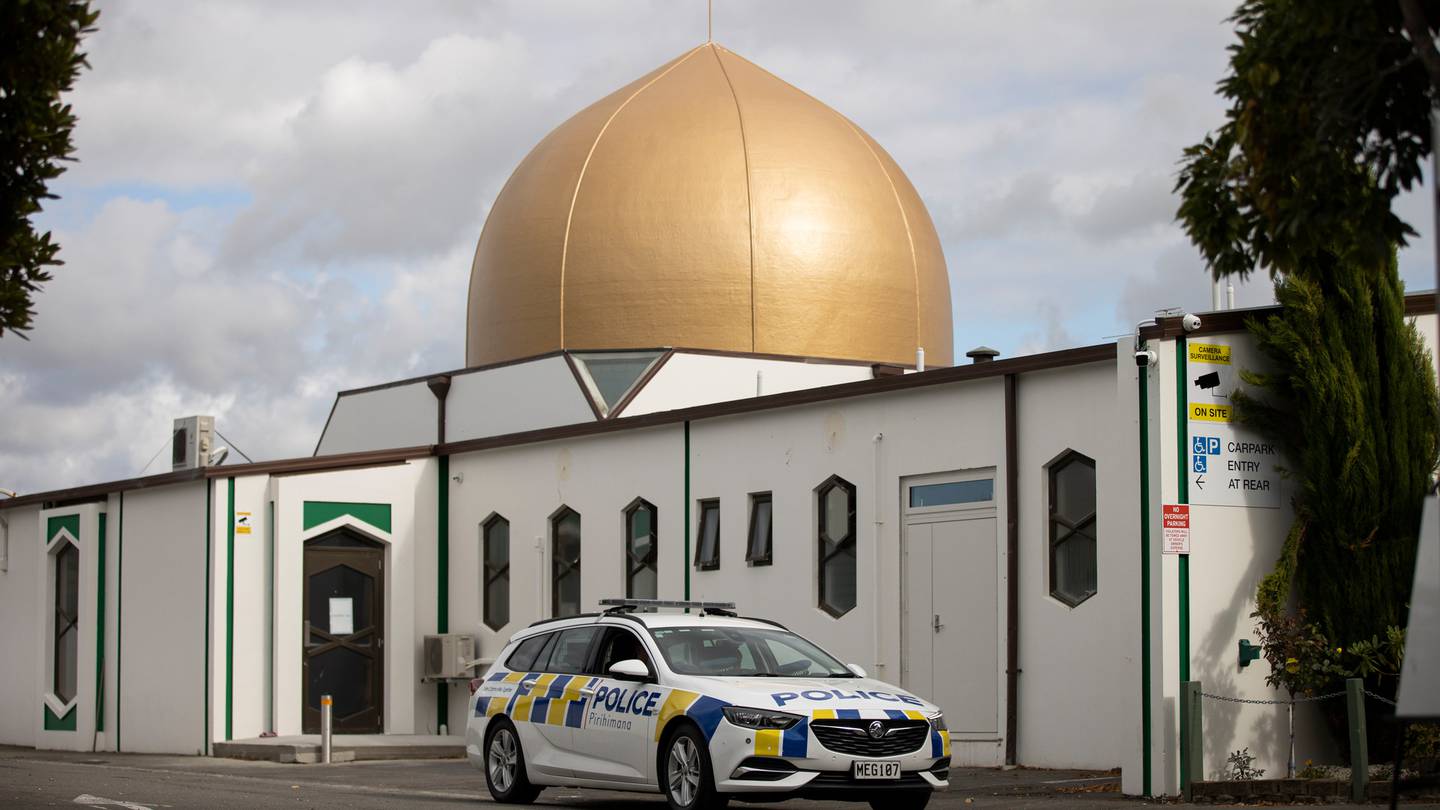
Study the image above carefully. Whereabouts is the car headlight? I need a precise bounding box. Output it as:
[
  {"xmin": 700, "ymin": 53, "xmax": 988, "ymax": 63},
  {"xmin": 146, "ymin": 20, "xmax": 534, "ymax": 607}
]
[
  {"xmin": 722, "ymin": 706, "xmax": 803, "ymax": 730},
  {"xmin": 928, "ymin": 712, "xmax": 947, "ymax": 732}
]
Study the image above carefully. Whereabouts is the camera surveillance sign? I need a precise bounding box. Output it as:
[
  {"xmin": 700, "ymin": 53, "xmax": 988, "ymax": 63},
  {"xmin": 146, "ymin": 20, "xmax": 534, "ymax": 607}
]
[{"xmin": 1187, "ymin": 339, "xmax": 1281, "ymax": 508}]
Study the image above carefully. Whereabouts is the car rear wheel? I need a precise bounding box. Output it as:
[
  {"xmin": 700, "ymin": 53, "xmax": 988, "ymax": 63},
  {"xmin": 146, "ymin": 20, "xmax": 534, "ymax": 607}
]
[
  {"xmin": 484, "ymin": 721, "xmax": 542, "ymax": 804},
  {"xmin": 870, "ymin": 791, "xmax": 931, "ymax": 810},
  {"xmin": 661, "ymin": 725, "xmax": 727, "ymax": 810}
]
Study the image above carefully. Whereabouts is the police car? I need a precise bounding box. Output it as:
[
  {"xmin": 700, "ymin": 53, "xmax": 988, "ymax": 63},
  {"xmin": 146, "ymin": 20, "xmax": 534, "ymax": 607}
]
[{"xmin": 466, "ymin": 599, "xmax": 950, "ymax": 810}]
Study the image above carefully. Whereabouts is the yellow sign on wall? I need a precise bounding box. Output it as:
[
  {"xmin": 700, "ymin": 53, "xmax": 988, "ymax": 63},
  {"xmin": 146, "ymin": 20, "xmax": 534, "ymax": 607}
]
[
  {"xmin": 1190, "ymin": 403, "xmax": 1234, "ymax": 422},
  {"xmin": 235, "ymin": 511, "xmax": 253, "ymax": 535},
  {"xmin": 1189, "ymin": 343, "xmax": 1232, "ymax": 364}
]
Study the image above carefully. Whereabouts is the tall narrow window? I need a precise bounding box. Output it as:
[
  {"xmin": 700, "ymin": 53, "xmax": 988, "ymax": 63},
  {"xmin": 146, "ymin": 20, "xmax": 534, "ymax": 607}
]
[
  {"xmin": 624, "ymin": 499, "xmax": 658, "ymax": 599},
  {"xmin": 694, "ymin": 499, "xmax": 720, "ymax": 570},
  {"xmin": 482, "ymin": 514, "xmax": 510, "ymax": 630},
  {"xmin": 551, "ymin": 507, "xmax": 582, "ymax": 617},
  {"xmin": 53, "ymin": 541, "xmax": 79, "ymax": 703},
  {"xmin": 746, "ymin": 493, "xmax": 773, "ymax": 566},
  {"xmin": 1049, "ymin": 451, "xmax": 1098, "ymax": 607},
  {"xmin": 817, "ymin": 476, "xmax": 857, "ymax": 617}
]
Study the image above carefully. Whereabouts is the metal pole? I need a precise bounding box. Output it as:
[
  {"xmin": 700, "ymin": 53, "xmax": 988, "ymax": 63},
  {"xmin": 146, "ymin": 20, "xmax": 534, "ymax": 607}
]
[{"xmin": 320, "ymin": 694, "xmax": 332, "ymax": 764}]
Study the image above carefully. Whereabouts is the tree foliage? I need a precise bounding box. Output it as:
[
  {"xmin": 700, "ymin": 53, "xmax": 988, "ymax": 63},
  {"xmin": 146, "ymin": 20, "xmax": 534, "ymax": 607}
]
[
  {"xmin": 0, "ymin": 0, "xmax": 98, "ymax": 338},
  {"xmin": 1234, "ymin": 244, "xmax": 1438, "ymax": 649},
  {"xmin": 1176, "ymin": 0, "xmax": 1439, "ymax": 281}
]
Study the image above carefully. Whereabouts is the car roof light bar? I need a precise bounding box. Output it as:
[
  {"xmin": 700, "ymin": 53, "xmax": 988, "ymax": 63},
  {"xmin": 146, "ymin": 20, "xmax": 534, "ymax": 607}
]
[{"xmin": 599, "ymin": 598, "xmax": 738, "ymax": 616}]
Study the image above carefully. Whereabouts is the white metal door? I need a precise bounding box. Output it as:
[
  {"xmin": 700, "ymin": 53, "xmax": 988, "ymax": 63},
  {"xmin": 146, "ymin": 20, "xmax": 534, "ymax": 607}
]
[{"xmin": 902, "ymin": 473, "xmax": 1000, "ymax": 738}]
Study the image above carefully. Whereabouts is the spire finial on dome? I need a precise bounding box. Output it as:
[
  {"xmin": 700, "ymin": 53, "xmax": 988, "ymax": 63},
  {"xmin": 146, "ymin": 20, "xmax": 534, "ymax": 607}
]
[{"xmin": 707, "ymin": 0, "xmax": 713, "ymax": 43}]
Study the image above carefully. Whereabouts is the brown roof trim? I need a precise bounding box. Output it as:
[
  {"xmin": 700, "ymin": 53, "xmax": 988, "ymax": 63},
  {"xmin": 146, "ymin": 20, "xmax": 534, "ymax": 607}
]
[
  {"xmin": 312, "ymin": 394, "xmax": 340, "ymax": 456},
  {"xmin": 1139, "ymin": 291, "xmax": 1436, "ymax": 341},
  {"xmin": 439, "ymin": 343, "xmax": 1115, "ymax": 456},
  {"xmin": 672, "ymin": 346, "xmax": 924, "ymax": 369},
  {"xmin": 0, "ymin": 469, "xmax": 204, "ymax": 511},
  {"xmin": 336, "ymin": 344, "xmax": 936, "ymax": 399},
  {"xmin": 2, "ymin": 343, "xmax": 1112, "ymax": 510},
  {"xmin": 336, "ymin": 350, "xmax": 568, "ymax": 397},
  {"xmin": 563, "ymin": 352, "xmax": 605, "ymax": 420},
  {"xmin": 202, "ymin": 445, "xmax": 433, "ymax": 479},
  {"xmin": 606, "ymin": 349, "xmax": 676, "ymax": 419}
]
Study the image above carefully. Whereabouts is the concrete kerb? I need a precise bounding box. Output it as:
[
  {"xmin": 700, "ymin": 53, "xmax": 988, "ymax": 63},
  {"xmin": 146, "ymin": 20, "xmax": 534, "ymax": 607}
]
[{"xmin": 212, "ymin": 734, "xmax": 463, "ymax": 764}]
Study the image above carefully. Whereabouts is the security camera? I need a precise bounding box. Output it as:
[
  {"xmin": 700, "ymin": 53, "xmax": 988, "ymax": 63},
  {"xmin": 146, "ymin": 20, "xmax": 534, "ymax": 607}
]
[
  {"xmin": 208, "ymin": 446, "xmax": 230, "ymax": 466},
  {"xmin": 1135, "ymin": 349, "xmax": 1158, "ymax": 367},
  {"xmin": 1182, "ymin": 313, "xmax": 1202, "ymax": 333}
]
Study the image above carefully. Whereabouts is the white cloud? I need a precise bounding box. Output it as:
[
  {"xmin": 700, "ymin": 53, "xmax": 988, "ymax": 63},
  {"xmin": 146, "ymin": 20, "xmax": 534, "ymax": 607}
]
[{"xmin": 1, "ymin": 0, "xmax": 1433, "ymax": 495}]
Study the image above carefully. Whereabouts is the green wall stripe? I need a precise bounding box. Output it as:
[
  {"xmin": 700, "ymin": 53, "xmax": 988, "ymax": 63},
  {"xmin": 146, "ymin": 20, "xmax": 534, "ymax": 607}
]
[
  {"xmin": 437, "ymin": 456, "xmax": 449, "ymax": 731},
  {"xmin": 683, "ymin": 422, "xmax": 691, "ymax": 602},
  {"xmin": 47, "ymin": 514, "xmax": 79, "ymax": 544},
  {"xmin": 96, "ymin": 513, "xmax": 107, "ymax": 734},
  {"xmin": 117, "ymin": 493, "xmax": 124, "ymax": 751},
  {"xmin": 44, "ymin": 704, "xmax": 76, "ymax": 731},
  {"xmin": 1175, "ymin": 337, "xmax": 1191, "ymax": 792},
  {"xmin": 226, "ymin": 477, "xmax": 235, "ymax": 742},
  {"xmin": 303, "ymin": 501, "xmax": 392, "ymax": 533},
  {"xmin": 1138, "ymin": 356, "xmax": 1152, "ymax": 796},
  {"xmin": 204, "ymin": 483, "xmax": 212, "ymax": 756}
]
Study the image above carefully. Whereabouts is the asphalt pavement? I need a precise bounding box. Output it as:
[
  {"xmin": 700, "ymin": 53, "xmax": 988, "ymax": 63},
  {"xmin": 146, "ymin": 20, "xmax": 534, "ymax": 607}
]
[{"xmin": 0, "ymin": 746, "xmax": 1432, "ymax": 809}]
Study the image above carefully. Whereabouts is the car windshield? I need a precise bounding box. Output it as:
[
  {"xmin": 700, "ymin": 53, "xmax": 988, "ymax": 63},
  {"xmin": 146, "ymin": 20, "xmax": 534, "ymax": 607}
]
[{"xmin": 650, "ymin": 625, "xmax": 855, "ymax": 677}]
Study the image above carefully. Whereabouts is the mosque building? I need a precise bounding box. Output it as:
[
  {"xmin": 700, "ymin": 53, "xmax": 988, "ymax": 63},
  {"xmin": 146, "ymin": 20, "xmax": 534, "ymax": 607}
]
[{"xmin": 1, "ymin": 42, "xmax": 1435, "ymax": 797}]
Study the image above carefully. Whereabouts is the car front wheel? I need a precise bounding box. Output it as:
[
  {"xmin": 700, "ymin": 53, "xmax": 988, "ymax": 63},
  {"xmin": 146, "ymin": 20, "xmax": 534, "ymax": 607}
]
[
  {"xmin": 484, "ymin": 721, "xmax": 542, "ymax": 804},
  {"xmin": 661, "ymin": 725, "xmax": 727, "ymax": 810}
]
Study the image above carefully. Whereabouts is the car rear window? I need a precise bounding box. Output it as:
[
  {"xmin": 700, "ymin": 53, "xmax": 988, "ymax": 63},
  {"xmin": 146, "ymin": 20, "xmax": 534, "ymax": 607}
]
[
  {"xmin": 505, "ymin": 633, "xmax": 552, "ymax": 671},
  {"xmin": 544, "ymin": 627, "xmax": 600, "ymax": 674}
]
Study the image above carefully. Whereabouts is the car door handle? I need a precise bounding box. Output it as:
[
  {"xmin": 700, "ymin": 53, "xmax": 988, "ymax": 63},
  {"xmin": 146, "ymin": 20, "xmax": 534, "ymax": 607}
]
[
  {"xmin": 579, "ymin": 688, "xmax": 596, "ymax": 697},
  {"xmin": 520, "ymin": 679, "xmax": 538, "ymax": 692}
]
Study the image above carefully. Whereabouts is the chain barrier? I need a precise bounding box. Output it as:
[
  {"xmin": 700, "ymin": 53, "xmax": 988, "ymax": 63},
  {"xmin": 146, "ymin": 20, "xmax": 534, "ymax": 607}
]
[{"xmin": 1200, "ymin": 690, "xmax": 1344, "ymax": 705}]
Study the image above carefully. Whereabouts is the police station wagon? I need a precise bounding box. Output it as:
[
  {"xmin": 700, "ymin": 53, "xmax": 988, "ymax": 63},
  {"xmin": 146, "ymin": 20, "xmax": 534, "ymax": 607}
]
[{"xmin": 466, "ymin": 599, "xmax": 950, "ymax": 810}]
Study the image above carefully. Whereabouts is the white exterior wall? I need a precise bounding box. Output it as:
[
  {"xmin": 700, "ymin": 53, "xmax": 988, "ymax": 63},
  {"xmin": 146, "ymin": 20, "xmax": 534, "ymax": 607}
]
[
  {"xmin": 271, "ymin": 460, "xmax": 435, "ymax": 737},
  {"xmin": 316, "ymin": 381, "xmax": 437, "ymax": 456},
  {"xmin": 620, "ymin": 353, "xmax": 872, "ymax": 417},
  {"xmin": 1016, "ymin": 355, "xmax": 1136, "ymax": 772},
  {"xmin": 117, "ymin": 482, "xmax": 209, "ymax": 754},
  {"xmin": 0, "ymin": 504, "xmax": 40, "ymax": 748},
  {"xmin": 220, "ymin": 475, "xmax": 275, "ymax": 741},
  {"xmin": 445, "ymin": 426, "xmax": 685, "ymax": 731},
  {"xmin": 446, "ymin": 355, "xmax": 597, "ymax": 441}
]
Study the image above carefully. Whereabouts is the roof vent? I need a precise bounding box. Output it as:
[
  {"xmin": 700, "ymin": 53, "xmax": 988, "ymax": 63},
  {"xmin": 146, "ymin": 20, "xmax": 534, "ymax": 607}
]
[{"xmin": 965, "ymin": 346, "xmax": 1000, "ymax": 364}]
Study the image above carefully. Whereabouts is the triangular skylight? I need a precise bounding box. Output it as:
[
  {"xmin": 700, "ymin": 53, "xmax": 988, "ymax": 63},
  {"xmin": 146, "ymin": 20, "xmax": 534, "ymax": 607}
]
[{"xmin": 570, "ymin": 351, "xmax": 666, "ymax": 417}]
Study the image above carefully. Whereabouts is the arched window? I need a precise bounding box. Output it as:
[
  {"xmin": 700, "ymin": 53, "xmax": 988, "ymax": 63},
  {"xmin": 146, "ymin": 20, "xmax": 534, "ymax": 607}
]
[
  {"xmin": 624, "ymin": 499, "xmax": 658, "ymax": 599},
  {"xmin": 482, "ymin": 514, "xmax": 510, "ymax": 630},
  {"xmin": 551, "ymin": 507, "xmax": 582, "ymax": 617},
  {"xmin": 53, "ymin": 540, "xmax": 80, "ymax": 703},
  {"xmin": 817, "ymin": 476, "xmax": 857, "ymax": 617},
  {"xmin": 1049, "ymin": 450, "xmax": 1098, "ymax": 607}
]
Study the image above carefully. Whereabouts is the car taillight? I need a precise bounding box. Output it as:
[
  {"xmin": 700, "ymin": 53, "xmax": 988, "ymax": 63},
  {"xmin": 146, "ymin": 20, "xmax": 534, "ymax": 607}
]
[{"xmin": 469, "ymin": 678, "xmax": 483, "ymax": 695}]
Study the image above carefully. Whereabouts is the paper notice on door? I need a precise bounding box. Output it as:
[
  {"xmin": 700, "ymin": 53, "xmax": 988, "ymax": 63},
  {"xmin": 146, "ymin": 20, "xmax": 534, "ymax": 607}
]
[{"xmin": 329, "ymin": 597, "xmax": 354, "ymax": 635}]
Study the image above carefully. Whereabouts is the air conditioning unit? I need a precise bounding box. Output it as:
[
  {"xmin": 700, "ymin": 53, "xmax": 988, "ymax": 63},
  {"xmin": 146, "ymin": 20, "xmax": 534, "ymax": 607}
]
[
  {"xmin": 424, "ymin": 634, "xmax": 476, "ymax": 681},
  {"xmin": 172, "ymin": 415, "xmax": 215, "ymax": 471}
]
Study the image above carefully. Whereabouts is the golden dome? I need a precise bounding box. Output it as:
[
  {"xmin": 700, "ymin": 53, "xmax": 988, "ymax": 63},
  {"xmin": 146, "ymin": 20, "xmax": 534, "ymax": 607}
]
[{"xmin": 465, "ymin": 43, "xmax": 953, "ymax": 368}]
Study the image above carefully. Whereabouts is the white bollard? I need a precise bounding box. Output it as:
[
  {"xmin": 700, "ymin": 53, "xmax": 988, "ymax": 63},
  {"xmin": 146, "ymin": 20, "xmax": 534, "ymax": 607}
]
[{"xmin": 320, "ymin": 694, "xmax": 333, "ymax": 764}]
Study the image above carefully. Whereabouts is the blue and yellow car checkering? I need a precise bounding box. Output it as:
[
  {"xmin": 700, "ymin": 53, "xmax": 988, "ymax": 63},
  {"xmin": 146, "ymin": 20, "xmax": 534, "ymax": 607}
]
[
  {"xmin": 473, "ymin": 671, "xmax": 601, "ymax": 729},
  {"xmin": 652, "ymin": 690, "xmax": 730, "ymax": 742}
]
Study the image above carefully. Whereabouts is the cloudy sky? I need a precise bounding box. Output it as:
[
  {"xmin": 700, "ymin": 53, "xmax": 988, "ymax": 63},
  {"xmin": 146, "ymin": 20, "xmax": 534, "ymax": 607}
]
[{"xmin": 2, "ymin": 0, "xmax": 1435, "ymax": 495}]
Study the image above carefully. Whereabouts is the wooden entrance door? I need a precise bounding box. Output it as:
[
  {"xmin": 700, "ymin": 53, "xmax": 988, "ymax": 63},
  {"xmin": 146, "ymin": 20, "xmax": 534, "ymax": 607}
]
[{"xmin": 303, "ymin": 529, "xmax": 384, "ymax": 733}]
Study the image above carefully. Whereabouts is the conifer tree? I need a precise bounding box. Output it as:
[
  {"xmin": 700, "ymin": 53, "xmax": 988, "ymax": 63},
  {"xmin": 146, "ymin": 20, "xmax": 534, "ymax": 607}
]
[{"xmin": 1236, "ymin": 242, "xmax": 1438, "ymax": 650}]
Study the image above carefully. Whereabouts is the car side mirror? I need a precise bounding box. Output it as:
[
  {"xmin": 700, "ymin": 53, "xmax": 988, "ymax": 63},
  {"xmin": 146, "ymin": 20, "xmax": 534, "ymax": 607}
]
[
  {"xmin": 846, "ymin": 663, "xmax": 867, "ymax": 678},
  {"xmin": 609, "ymin": 658, "xmax": 652, "ymax": 682}
]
